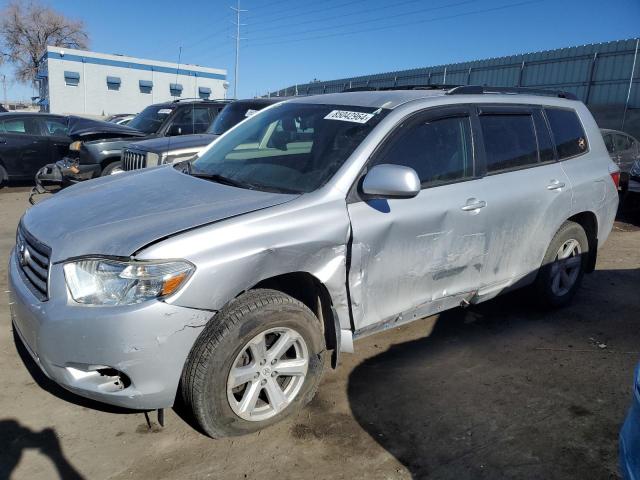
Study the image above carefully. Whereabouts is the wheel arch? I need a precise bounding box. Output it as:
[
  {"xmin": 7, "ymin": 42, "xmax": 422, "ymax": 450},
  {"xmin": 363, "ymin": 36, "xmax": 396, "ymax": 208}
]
[
  {"xmin": 100, "ymin": 156, "xmax": 121, "ymax": 169},
  {"xmin": 567, "ymin": 211, "xmax": 598, "ymax": 272},
  {"xmin": 249, "ymin": 271, "xmax": 341, "ymax": 365}
]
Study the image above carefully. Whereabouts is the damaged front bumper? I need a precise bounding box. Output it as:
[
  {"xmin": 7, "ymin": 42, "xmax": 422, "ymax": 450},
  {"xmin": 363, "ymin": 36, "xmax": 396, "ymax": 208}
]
[{"xmin": 8, "ymin": 251, "xmax": 212, "ymax": 410}]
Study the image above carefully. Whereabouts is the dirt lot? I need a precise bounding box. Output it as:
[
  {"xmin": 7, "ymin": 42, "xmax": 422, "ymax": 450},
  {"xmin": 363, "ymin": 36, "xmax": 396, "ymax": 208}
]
[{"xmin": 1, "ymin": 185, "xmax": 639, "ymax": 480}]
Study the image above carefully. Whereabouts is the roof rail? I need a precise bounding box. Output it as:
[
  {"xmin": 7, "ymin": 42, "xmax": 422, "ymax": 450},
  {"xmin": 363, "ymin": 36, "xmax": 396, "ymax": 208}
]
[
  {"xmin": 446, "ymin": 85, "xmax": 578, "ymax": 100},
  {"xmin": 171, "ymin": 97, "xmax": 232, "ymax": 103},
  {"xmin": 342, "ymin": 84, "xmax": 461, "ymax": 93}
]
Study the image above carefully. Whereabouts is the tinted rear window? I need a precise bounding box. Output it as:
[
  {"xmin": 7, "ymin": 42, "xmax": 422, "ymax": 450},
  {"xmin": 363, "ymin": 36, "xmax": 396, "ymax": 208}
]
[
  {"xmin": 545, "ymin": 108, "xmax": 588, "ymax": 159},
  {"xmin": 480, "ymin": 114, "xmax": 538, "ymax": 172}
]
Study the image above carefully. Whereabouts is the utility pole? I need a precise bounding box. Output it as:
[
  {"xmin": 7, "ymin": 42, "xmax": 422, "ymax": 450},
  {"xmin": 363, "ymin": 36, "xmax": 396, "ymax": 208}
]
[{"xmin": 230, "ymin": 0, "xmax": 247, "ymax": 99}]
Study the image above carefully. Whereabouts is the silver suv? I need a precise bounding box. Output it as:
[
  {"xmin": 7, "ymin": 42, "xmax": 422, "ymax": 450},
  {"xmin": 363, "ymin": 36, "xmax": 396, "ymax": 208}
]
[{"xmin": 8, "ymin": 86, "xmax": 619, "ymax": 437}]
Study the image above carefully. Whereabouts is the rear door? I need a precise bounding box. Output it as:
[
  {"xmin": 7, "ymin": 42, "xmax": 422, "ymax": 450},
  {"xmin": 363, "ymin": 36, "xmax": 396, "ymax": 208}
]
[
  {"xmin": 470, "ymin": 105, "xmax": 573, "ymax": 297},
  {"xmin": 347, "ymin": 106, "xmax": 490, "ymax": 332},
  {"xmin": 0, "ymin": 116, "xmax": 49, "ymax": 178}
]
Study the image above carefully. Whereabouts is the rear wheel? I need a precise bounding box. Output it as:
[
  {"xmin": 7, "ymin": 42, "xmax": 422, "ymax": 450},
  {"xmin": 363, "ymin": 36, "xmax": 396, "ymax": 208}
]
[
  {"xmin": 535, "ymin": 221, "xmax": 589, "ymax": 308},
  {"xmin": 181, "ymin": 289, "xmax": 326, "ymax": 438}
]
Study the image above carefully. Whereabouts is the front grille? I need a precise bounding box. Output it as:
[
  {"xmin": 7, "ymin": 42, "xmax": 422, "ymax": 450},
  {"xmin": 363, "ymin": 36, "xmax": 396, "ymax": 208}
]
[
  {"xmin": 16, "ymin": 225, "xmax": 51, "ymax": 301},
  {"xmin": 122, "ymin": 148, "xmax": 147, "ymax": 171}
]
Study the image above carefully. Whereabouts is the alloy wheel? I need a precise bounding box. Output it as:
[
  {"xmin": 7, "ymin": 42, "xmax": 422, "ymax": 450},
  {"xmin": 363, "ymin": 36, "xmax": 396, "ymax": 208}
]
[
  {"xmin": 550, "ymin": 238, "xmax": 582, "ymax": 297},
  {"xmin": 227, "ymin": 327, "xmax": 309, "ymax": 422}
]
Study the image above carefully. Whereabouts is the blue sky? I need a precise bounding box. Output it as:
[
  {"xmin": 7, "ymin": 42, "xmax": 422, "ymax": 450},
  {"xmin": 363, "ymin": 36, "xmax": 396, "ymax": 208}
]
[{"xmin": 1, "ymin": 0, "xmax": 639, "ymax": 101}]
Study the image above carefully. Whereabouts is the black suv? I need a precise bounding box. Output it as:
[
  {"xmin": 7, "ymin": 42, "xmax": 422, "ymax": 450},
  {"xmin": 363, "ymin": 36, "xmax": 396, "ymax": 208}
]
[
  {"xmin": 121, "ymin": 98, "xmax": 284, "ymax": 171},
  {"xmin": 72, "ymin": 99, "xmax": 231, "ymax": 177}
]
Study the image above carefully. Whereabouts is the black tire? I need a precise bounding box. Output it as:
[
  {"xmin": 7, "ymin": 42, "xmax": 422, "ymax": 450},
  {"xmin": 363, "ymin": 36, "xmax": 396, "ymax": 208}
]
[
  {"xmin": 535, "ymin": 221, "xmax": 589, "ymax": 309},
  {"xmin": 181, "ymin": 289, "xmax": 326, "ymax": 438},
  {"xmin": 100, "ymin": 161, "xmax": 122, "ymax": 176}
]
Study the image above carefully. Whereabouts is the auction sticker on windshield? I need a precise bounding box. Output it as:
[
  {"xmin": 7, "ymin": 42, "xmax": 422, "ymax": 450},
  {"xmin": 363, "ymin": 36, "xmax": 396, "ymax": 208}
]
[
  {"xmin": 245, "ymin": 109, "xmax": 258, "ymax": 117},
  {"xmin": 324, "ymin": 110, "xmax": 374, "ymax": 124}
]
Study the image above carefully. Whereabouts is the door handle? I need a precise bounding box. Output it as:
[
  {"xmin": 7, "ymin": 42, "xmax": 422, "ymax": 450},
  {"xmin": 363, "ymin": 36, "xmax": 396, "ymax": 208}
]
[
  {"xmin": 461, "ymin": 198, "xmax": 487, "ymax": 211},
  {"xmin": 546, "ymin": 179, "xmax": 566, "ymax": 190}
]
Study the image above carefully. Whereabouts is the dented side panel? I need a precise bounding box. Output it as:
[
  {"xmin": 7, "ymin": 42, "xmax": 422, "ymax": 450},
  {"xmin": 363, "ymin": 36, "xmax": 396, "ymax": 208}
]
[
  {"xmin": 347, "ymin": 180, "xmax": 489, "ymax": 330},
  {"xmin": 139, "ymin": 195, "xmax": 353, "ymax": 330}
]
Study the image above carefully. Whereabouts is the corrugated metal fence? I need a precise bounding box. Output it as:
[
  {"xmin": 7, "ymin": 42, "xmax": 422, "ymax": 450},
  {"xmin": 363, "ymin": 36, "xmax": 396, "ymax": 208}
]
[{"xmin": 270, "ymin": 38, "xmax": 640, "ymax": 137}]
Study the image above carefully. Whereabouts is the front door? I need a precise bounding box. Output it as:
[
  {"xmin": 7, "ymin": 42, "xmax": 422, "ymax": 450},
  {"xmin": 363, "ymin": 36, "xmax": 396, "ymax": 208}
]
[
  {"xmin": 347, "ymin": 106, "xmax": 490, "ymax": 332},
  {"xmin": 40, "ymin": 116, "xmax": 71, "ymax": 163}
]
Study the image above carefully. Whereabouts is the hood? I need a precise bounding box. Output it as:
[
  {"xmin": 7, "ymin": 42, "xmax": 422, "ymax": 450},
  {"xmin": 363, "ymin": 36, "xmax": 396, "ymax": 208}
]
[
  {"xmin": 68, "ymin": 116, "xmax": 147, "ymax": 141},
  {"xmin": 22, "ymin": 166, "xmax": 298, "ymax": 262},
  {"xmin": 130, "ymin": 134, "xmax": 217, "ymax": 154}
]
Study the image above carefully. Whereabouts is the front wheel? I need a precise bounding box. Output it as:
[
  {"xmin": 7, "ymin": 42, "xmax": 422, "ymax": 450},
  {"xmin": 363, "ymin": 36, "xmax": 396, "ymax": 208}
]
[
  {"xmin": 101, "ymin": 161, "xmax": 123, "ymax": 176},
  {"xmin": 535, "ymin": 221, "xmax": 589, "ymax": 309},
  {"xmin": 181, "ymin": 289, "xmax": 326, "ymax": 438}
]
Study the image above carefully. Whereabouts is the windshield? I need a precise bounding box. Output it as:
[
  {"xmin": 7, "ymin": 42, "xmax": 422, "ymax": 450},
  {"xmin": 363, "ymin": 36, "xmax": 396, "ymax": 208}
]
[
  {"xmin": 127, "ymin": 105, "xmax": 174, "ymax": 134},
  {"xmin": 207, "ymin": 102, "xmax": 271, "ymax": 135},
  {"xmin": 192, "ymin": 102, "xmax": 390, "ymax": 194}
]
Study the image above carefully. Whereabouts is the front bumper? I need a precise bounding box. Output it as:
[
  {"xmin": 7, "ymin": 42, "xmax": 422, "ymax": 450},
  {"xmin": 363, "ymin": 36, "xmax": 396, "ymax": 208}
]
[{"xmin": 8, "ymin": 250, "xmax": 212, "ymax": 410}]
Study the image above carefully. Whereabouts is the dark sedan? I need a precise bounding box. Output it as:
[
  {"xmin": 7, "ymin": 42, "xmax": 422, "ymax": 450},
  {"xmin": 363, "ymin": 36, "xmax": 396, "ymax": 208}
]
[{"xmin": 0, "ymin": 112, "xmax": 71, "ymax": 186}]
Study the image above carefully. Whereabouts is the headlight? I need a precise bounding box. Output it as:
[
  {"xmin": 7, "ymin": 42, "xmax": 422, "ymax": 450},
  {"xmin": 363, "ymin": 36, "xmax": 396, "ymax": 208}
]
[
  {"xmin": 147, "ymin": 152, "xmax": 159, "ymax": 166},
  {"xmin": 630, "ymin": 160, "xmax": 640, "ymax": 177},
  {"xmin": 161, "ymin": 152, "xmax": 197, "ymax": 165},
  {"xmin": 69, "ymin": 141, "xmax": 82, "ymax": 151},
  {"xmin": 63, "ymin": 258, "xmax": 194, "ymax": 306}
]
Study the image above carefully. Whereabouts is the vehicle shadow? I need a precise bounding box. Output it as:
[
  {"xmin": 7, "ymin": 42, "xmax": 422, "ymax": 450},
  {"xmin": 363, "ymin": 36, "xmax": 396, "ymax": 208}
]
[
  {"xmin": 0, "ymin": 419, "xmax": 84, "ymax": 479},
  {"xmin": 347, "ymin": 267, "xmax": 640, "ymax": 479}
]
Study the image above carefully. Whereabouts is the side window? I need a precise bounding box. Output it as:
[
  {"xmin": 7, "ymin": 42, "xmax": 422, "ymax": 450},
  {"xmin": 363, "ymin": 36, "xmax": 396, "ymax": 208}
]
[
  {"xmin": 603, "ymin": 134, "xmax": 614, "ymax": 154},
  {"xmin": 480, "ymin": 114, "xmax": 538, "ymax": 172},
  {"xmin": 533, "ymin": 110, "xmax": 555, "ymax": 162},
  {"xmin": 0, "ymin": 118, "xmax": 40, "ymax": 135},
  {"xmin": 43, "ymin": 118, "xmax": 69, "ymax": 137},
  {"xmin": 614, "ymin": 134, "xmax": 632, "ymax": 153},
  {"xmin": 172, "ymin": 106, "xmax": 212, "ymax": 134},
  {"xmin": 373, "ymin": 114, "xmax": 474, "ymax": 187},
  {"xmin": 545, "ymin": 108, "xmax": 588, "ymax": 159}
]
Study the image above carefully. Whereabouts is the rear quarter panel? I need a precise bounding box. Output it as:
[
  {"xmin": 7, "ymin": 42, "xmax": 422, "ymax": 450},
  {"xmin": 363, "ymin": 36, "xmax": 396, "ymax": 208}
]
[{"xmin": 559, "ymin": 103, "xmax": 618, "ymax": 248}]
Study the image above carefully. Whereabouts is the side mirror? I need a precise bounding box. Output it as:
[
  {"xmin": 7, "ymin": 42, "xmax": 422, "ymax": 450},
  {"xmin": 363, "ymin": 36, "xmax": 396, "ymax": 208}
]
[
  {"xmin": 361, "ymin": 164, "xmax": 421, "ymax": 199},
  {"xmin": 168, "ymin": 125, "xmax": 183, "ymax": 136}
]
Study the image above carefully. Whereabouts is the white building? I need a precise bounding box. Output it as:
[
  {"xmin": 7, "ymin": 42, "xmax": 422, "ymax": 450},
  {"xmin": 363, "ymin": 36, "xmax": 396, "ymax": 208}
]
[{"xmin": 36, "ymin": 46, "xmax": 228, "ymax": 116}]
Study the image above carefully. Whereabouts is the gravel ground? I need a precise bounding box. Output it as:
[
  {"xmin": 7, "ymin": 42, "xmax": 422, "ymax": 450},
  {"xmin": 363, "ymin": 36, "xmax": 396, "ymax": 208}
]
[{"xmin": 1, "ymin": 186, "xmax": 639, "ymax": 480}]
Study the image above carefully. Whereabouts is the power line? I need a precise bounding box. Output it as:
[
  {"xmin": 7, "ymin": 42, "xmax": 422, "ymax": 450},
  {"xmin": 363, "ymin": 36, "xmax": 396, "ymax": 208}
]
[
  {"xmin": 249, "ymin": 0, "xmax": 369, "ymax": 25},
  {"xmin": 246, "ymin": 0, "xmax": 292, "ymax": 12},
  {"xmin": 247, "ymin": 0, "xmax": 542, "ymax": 49},
  {"xmin": 248, "ymin": 0, "xmax": 480, "ymax": 44},
  {"xmin": 250, "ymin": 0, "xmax": 477, "ymax": 37}
]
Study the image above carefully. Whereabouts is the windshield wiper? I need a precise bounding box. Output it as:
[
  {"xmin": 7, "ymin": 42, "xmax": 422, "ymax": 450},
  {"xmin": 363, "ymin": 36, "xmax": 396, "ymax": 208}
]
[{"xmin": 190, "ymin": 172, "xmax": 258, "ymax": 190}]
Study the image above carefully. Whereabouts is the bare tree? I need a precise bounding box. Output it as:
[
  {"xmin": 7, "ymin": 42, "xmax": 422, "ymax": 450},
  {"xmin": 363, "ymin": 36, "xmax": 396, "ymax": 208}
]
[{"xmin": 0, "ymin": 1, "xmax": 88, "ymax": 85}]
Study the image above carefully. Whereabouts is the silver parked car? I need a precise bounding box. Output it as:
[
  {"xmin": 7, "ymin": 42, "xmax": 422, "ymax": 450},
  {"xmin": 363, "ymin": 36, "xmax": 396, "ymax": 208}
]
[
  {"xmin": 601, "ymin": 128, "xmax": 640, "ymax": 192},
  {"xmin": 8, "ymin": 86, "xmax": 619, "ymax": 437}
]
